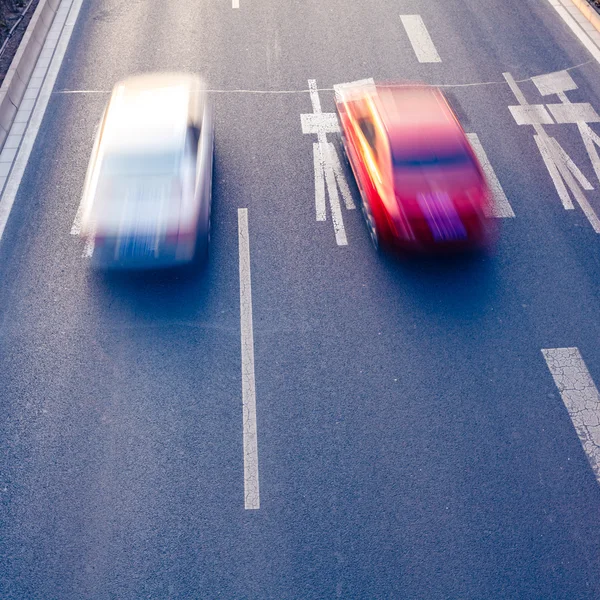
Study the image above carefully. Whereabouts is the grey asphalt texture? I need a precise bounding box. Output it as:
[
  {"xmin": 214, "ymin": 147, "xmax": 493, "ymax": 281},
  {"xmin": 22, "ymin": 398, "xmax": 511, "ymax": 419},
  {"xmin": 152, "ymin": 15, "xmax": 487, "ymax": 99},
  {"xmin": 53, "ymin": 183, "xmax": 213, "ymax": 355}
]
[{"xmin": 2, "ymin": 0, "xmax": 600, "ymax": 598}]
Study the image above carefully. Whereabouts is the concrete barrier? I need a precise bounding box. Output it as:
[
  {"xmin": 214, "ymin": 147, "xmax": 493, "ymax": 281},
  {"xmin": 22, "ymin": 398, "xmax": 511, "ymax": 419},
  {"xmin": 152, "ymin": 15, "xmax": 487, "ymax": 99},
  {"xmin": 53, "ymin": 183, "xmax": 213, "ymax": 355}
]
[{"xmin": 0, "ymin": 0, "xmax": 60, "ymax": 149}]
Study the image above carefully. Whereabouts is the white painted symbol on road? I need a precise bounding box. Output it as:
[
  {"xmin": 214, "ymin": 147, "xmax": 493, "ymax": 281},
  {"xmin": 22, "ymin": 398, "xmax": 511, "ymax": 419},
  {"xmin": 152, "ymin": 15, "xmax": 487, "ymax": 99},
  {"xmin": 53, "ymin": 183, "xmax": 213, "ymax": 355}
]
[
  {"xmin": 400, "ymin": 15, "xmax": 441, "ymax": 63},
  {"xmin": 543, "ymin": 347, "xmax": 600, "ymax": 485},
  {"xmin": 301, "ymin": 79, "xmax": 360, "ymax": 246},
  {"xmin": 505, "ymin": 70, "xmax": 600, "ymax": 232}
]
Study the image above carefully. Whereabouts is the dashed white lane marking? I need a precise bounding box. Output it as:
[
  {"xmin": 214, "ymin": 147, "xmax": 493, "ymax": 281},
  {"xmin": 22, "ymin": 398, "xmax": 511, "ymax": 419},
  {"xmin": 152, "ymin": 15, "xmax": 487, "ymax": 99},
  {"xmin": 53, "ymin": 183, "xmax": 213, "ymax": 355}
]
[
  {"xmin": 542, "ymin": 347, "xmax": 600, "ymax": 484},
  {"xmin": 545, "ymin": 0, "xmax": 600, "ymax": 66},
  {"xmin": 238, "ymin": 208, "xmax": 259, "ymax": 510},
  {"xmin": 465, "ymin": 133, "xmax": 515, "ymax": 218},
  {"xmin": 400, "ymin": 15, "xmax": 441, "ymax": 63},
  {"xmin": 0, "ymin": 0, "xmax": 84, "ymax": 242},
  {"xmin": 232, "ymin": 0, "xmax": 239, "ymax": 7}
]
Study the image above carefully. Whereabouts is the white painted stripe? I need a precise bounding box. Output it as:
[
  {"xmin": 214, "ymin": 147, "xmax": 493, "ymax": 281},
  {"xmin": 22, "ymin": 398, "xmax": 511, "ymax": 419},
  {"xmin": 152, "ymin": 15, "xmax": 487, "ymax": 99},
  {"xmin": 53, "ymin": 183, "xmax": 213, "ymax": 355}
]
[
  {"xmin": 542, "ymin": 347, "xmax": 600, "ymax": 483},
  {"xmin": 322, "ymin": 143, "xmax": 348, "ymax": 246},
  {"xmin": 301, "ymin": 112, "xmax": 340, "ymax": 136},
  {"xmin": 534, "ymin": 134, "xmax": 574, "ymax": 209},
  {"xmin": 238, "ymin": 208, "xmax": 259, "ymax": 510},
  {"xmin": 579, "ymin": 123, "xmax": 600, "ymax": 185},
  {"xmin": 548, "ymin": 136, "xmax": 594, "ymax": 190},
  {"xmin": 0, "ymin": 0, "xmax": 83, "ymax": 242},
  {"xmin": 232, "ymin": 0, "xmax": 239, "ymax": 7},
  {"xmin": 508, "ymin": 104, "xmax": 554, "ymax": 126},
  {"xmin": 313, "ymin": 142, "xmax": 326, "ymax": 221},
  {"xmin": 546, "ymin": 102, "xmax": 600, "ymax": 123},
  {"xmin": 308, "ymin": 79, "xmax": 322, "ymax": 114},
  {"xmin": 466, "ymin": 133, "xmax": 515, "ymax": 218},
  {"xmin": 328, "ymin": 141, "xmax": 355, "ymax": 210},
  {"xmin": 546, "ymin": 1, "xmax": 600, "ymax": 66},
  {"xmin": 400, "ymin": 15, "xmax": 441, "ymax": 63}
]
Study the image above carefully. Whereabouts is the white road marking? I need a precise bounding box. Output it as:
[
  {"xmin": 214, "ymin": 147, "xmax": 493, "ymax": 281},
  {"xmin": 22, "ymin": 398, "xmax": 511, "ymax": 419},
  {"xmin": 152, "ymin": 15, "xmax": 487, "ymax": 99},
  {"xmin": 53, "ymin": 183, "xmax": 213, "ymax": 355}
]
[
  {"xmin": 308, "ymin": 78, "xmax": 322, "ymax": 113},
  {"xmin": 505, "ymin": 71, "xmax": 600, "ymax": 231},
  {"xmin": 508, "ymin": 104, "xmax": 554, "ymax": 126},
  {"xmin": 302, "ymin": 79, "xmax": 357, "ymax": 245},
  {"xmin": 232, "ymin": 0, "xmax": 239, "ymax": 7},
  {"xmin": 238, "ymin": 208, "xmax": 259, "ymax": 510},
  {"xmin": 313, "ymin": 142, "xmax": 326, "ymax": 221},
  {"xmin": 579, "ymin": 122, "xmax": 600, "ymax": 184},
  {"xmin": 542, "ymin": 347, "xmax": 600, "ymax": 484},
  {"xmin": 548, "ymin": 136, "xmax": 593, "ymax": 191},
  {"xmin": 0, "ymin": 0, "xmax": 84, "ymax": 242},
  {"xmin": 532, "ymin": 69, "xmax": 578, "ymax": 96},
  {"xmin": 300, "ymin": 112, "xmax": 340, "ymax": 135},
  {"xmin": 533, "ymin": 70, "xmax": 600, "ymax": 196},
  {"xmin": 545, "ymin": 0, "xmax": 600, "ymax": 66},
  {"xmin": 400, "ymin": 15, "xmax": 441, "ymax": 63},
  {"xmin": 546, "ymin": 102, "xmax": 600, "ymax": 123},
  {"xmin": 534, "ymin": 134, "xmax": 574, "ymax": 209},
  {"xmin": 466, "ymin": 133, "xmax": 515, "ymax": 218},
  {"xmin": 328, "ymin": 141, "xmax": 355, "ymax": 210}
]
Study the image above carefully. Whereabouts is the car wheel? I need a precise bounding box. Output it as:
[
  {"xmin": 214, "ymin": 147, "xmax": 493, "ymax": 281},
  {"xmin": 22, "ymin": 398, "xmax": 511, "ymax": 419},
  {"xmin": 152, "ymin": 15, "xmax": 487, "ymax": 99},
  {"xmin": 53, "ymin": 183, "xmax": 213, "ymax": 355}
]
[
  {"xmin": 340, "ymin": 134, "xmax": 351, "ymax": 168},
  {"xmin": 360, "ymin": 197, "xmax": 379, "ymax": 251}
]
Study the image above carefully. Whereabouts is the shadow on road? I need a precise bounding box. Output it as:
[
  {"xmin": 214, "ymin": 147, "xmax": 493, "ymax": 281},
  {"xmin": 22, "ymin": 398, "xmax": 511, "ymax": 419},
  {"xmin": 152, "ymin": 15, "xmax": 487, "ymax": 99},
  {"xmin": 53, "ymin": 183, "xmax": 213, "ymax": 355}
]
[{"xmin": 381, "ymin": 246, "xmax": 501, "ymax": 322}]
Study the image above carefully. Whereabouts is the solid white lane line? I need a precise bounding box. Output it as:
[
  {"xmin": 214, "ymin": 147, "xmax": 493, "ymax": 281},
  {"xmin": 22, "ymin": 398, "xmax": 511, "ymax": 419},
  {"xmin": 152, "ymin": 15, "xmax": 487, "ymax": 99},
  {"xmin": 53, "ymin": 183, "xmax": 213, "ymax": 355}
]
[
  {"xmin": 0, "ymin": 0, "xmax": 84, "ymax": 242},
  {"xmin": 542, "ymin": 347, "xmax": 600, "ymax": 483},
  {"xmin": 546, "ymin": 0, "xmax": 600, "ymax": 65},
  {"xmin": 466, "ymin": 133, "xmax": 515, "ymax": 218},
  {"xmin": 238, "ymin": 208, "xmax": 260, "ymax": 510},
  {"xmin": 400, "ymin": 15, "xmax": 441, "ymax": 63}
]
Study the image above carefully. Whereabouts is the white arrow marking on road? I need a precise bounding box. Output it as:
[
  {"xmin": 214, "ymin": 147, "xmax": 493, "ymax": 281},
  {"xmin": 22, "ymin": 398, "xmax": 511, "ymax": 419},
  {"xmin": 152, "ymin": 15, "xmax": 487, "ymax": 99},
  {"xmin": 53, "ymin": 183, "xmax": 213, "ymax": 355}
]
[
  {"xmin": 400, "ymin": 15, "xmax": 441, "ymax": 63},
  {"xmin": 543, "ymin": 347, "xmax": 600, "ymax": 485},
  {"xmin": 465, "ymin": 133, "xmax": 515, "ymax": 218}
]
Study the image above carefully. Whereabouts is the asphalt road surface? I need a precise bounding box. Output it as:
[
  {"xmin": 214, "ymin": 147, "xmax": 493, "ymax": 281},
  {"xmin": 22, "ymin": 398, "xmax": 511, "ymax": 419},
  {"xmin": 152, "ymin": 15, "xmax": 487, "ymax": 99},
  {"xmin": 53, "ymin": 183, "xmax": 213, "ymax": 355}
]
[{"xmin": 2, "ymin": 0, "xmax": 600, "ymax": 598}]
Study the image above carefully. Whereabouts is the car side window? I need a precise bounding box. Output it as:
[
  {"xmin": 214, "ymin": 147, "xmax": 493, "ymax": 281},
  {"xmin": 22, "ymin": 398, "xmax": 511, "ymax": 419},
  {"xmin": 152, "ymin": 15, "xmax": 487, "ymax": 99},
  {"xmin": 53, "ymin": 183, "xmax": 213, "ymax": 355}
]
[
  {"xmin": 357, "ymin": 117, "xmax": 379, "ymax": 163},
  {"xmin": 182, "ymin": 128, "xmax": 198, "ymax": 195}
]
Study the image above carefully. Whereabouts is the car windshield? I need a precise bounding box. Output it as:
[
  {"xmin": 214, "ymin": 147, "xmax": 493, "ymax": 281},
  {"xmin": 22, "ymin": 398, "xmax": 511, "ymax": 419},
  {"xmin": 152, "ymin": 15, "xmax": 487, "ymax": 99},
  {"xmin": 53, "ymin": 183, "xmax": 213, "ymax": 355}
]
[{"xmin": 392, "ymin": 145, "xmax": 472, "ymax": 169}]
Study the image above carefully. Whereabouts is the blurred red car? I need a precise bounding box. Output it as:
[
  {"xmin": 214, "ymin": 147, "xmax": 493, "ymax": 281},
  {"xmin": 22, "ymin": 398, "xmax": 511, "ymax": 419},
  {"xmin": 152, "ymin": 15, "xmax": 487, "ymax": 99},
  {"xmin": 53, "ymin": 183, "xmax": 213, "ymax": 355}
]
[{"xmin": 335, "ymin": 82, "xmax": 495, "ymax": 252}]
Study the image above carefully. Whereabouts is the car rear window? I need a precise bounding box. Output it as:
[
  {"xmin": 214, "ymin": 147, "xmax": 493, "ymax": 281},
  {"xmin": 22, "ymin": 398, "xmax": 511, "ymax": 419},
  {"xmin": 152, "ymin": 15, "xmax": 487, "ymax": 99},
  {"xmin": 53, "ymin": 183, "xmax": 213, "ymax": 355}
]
[
  {"xmin": 100, "ymin": 150, "xmax": 181, "ymax": 177},
  {"xmin": 392, "ymin": 144, "xmax": 472, "ymax": 169}
]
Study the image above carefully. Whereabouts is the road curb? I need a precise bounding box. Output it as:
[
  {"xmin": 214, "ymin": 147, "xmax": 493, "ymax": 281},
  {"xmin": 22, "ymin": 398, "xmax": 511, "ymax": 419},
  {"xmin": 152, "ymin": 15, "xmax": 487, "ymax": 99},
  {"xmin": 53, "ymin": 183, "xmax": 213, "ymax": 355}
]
[
  {"xmin": 0, "ymin": 0, "xmax": 60, "ymax": 150},
  {"xmin": 570, "ymin": 0, "xmax": 600, "ymax": 32}
]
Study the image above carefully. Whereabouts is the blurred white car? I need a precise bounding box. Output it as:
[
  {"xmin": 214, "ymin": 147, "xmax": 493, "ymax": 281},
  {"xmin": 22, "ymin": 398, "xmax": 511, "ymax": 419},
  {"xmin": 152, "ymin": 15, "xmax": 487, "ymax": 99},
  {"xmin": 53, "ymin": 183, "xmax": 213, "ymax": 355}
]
[{"xmin": 80, "ymin": 72, "xmax": 214, "ymax": 269}]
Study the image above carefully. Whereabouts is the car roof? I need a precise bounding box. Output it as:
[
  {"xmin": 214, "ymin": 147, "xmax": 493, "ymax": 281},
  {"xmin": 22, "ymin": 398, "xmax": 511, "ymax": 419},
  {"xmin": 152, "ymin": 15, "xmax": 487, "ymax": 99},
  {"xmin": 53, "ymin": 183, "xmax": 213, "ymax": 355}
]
[
  {"xmin": 375, "ymin": 85, "xmax": 457, "ymax": 133},
  {"xmin": 101, "ymin": 73, "xmax": 205, "ymax": 156}
]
